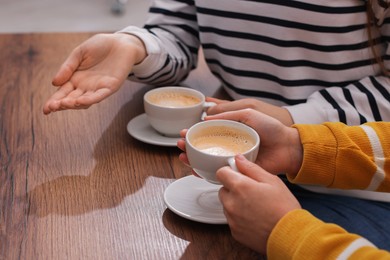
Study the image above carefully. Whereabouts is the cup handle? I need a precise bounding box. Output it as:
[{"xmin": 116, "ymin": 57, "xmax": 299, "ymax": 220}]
[
  {"xmin": 201, "ymin": 102, "xmax": 216, "ymax": 120},
  {"xmin": 227, "ymin": 157, "xmax": 239, "ymax": 172}
]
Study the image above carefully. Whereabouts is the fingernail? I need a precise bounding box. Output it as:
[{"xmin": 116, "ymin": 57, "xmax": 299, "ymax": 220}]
[{"xmin": 235, "ymin": 154, "xmax": 245, "ymax": 161}]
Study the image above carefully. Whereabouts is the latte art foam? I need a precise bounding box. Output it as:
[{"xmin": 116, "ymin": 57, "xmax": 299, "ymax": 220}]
[
  {"xmin": 148, "ymin": 91, "xmax": 201, "ymax": 107},
  {"xmin": 191, "ymin": 126, "xmax": 255, "ymax": 156}
]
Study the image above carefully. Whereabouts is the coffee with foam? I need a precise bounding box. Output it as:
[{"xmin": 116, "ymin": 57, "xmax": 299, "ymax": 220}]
[
  {"xmin": 190, "ymin": 126, "xmax": 256, "ymax": 156},
  {"xmin": 147, "ymin": 91, "xmax": 201, "ymax": 108},
  {"xmin": 185, "ymin": 120, "xmax": 260, "ymax": 184}
]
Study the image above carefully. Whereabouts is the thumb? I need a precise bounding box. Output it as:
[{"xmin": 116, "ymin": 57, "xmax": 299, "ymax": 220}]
[
  {"xmin": 234, "ymin": 154, "xmax": 273, "ymax": 183},
  {"xmin": 52, "ymin": 48, "xmax": 81, "ymax": 86}
]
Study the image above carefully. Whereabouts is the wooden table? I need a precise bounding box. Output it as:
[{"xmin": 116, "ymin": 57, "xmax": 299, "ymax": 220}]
[{"xmin": 0, "ymin": 33, "xmax": 262, "ymax": 259}]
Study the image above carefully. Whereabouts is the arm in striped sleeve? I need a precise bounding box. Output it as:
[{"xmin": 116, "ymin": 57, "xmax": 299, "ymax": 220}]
[
  {"xmin": 117, "ymin": 0, "xmax": 200, "ymax": 86},
  {"xmin": 285, "ymin": 75, "xmax": 390, "ymax": 125},
  {"xmin": 285, "ymin": 5, "xmax": 390, "ymax": 126}
]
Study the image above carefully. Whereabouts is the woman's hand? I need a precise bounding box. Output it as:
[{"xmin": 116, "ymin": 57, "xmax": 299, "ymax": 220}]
[
  {"xmin": 217, "ymin": 154, "xmax": 301, "ymax": 254},
  {"xmin": 177, "ymin": 129, "xmax": 201, "ymax": 177},
  {"xmin": 43, "ymin": 33, "xmax": 146, "ymax": 114},
  {"xmin": 206, "ymin": 97, "xmax": 294, "ymax": 126}
]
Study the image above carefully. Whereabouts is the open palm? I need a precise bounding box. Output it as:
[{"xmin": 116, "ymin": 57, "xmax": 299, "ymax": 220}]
[{"xmin": 43, "ymin": 33, "xmax": 146, "ymax": 114}]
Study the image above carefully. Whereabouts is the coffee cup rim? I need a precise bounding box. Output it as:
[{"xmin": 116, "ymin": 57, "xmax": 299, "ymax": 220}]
[
  {"xmin": 144, "ymin": 86, "xmax": 205, "ymax": 109},
  {"xmin": 185, "ymin": 119, "xmax": 260, "ymax": 158}
]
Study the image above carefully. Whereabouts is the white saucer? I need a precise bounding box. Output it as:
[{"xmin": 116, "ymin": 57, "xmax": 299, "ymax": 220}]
[
  {"xmin": 164, "ymin": 175, "xmax": 227, "ymax": 224},
  {"xmin": 127, "ymin": 114, "xmax": 180, "ymax": 147}
]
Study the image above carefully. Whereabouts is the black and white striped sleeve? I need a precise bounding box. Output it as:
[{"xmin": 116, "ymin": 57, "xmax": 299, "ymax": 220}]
[{"xmin": 118, "ymin": 0, "xmax": 199, "ymax": 86}]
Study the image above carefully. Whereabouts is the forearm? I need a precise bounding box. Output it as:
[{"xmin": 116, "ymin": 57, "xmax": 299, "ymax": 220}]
[
  {"xmin": 288, "ymin": 122, "xmax": 390, "ymax": 192},
  {"xmin": 113, "ymin": 32, "xmax": 147, "ymax": 65},
  {"xmin": 267, "ymin": 209, "xmax": 388, "ymax": 259}
]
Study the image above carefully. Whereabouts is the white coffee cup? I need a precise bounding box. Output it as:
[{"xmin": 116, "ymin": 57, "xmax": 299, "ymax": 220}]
[
  {"xmin": 144, "ymin": 86, "xmax": 215, "ymax": 137},
  {"xmin": 185, "ymin": 120, "xmax": 260, "ymax": 184}
]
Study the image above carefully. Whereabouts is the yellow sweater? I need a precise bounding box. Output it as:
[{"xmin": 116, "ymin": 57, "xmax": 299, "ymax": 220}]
[{"xmin": 267, "ymin": 122, "xmax": 390, "ymax": 259}]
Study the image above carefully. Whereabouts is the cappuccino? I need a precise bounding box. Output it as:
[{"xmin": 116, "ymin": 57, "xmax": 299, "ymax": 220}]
[
  {"xmin": 185, "ymin": 120, "xmax": 260, "ymax": 184},
  {"xmin": 190, "ymin": 126, "xmax": 256, "ymax": 156},
  {"xmin": 147, "ymin": 91, "xmax": 201, "ymax": 108}
]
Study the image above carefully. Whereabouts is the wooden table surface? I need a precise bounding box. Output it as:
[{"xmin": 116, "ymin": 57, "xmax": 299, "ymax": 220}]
[{"xmin": 0, "ymin": 33, "xmax": 262, "ymax": 259}]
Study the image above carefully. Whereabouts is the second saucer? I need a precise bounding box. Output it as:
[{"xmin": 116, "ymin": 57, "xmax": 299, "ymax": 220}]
[{"xmin": 127, "ymin": 113, "xmax": 180, "ymax": 147}]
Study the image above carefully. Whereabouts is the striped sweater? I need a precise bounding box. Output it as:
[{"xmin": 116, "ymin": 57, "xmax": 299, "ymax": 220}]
[
  {"xmin": 119, "ymin": 0, "xmax": 390, "ymax": 125},
  {"xmin": 268, "ymin": 122, "xmax": 390, "ymax": 259}
]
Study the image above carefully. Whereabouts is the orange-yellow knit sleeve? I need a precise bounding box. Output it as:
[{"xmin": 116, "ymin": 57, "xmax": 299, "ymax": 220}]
[
  {"xmin": 288, "ymin": 122, "xmax": 390, "ymax": 192},
  {"xmin": 267, "ymin": 209, "xmax": 390, "ymax": 260}
]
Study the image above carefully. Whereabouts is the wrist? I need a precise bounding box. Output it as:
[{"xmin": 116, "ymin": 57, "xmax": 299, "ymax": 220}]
[
  {"xmin": 116, "ymin": 33, "xmax": 147, "ymax": 64},
  {"xmin": 286, "ymin": 127, "xmax": 303, "ymax": 177},
  {"xmin": 280, "ymin": 108, "xmax": 294, "ymax": 126}
]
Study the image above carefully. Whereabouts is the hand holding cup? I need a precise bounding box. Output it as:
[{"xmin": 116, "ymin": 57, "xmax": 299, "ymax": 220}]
[{"xmin": 178, "ymin": 108, "xmax": 303, "ymax": 178}]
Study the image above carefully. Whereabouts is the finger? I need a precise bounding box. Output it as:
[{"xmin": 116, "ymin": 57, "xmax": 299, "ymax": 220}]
[
  {"xmin": 52, "ymin": 47, "xmax": 82, "ymax": 86},
  {"xmin": 207, "ymin": 99, "xmax": 251, "ymax": 115},
  {"xmin": 178, "ymin": 151, "xmax": 202, "ymax": 178},
  {"xmin": 205, "ymin": 109, "xmax": 254, "ymax": 125},
  {"xmin": 178, "ymin": 153, "xmax": 190, "ymax": 167},
  {"xmin": 43, "ymin": 82, "xmax": 75, "ymax": 114},
  {"xmin": 59, "ymin": 88, "xmax": 85, "ymax": 108},
  {"xmin": 177, "ymin": 139, "xmax": 186, "ymax": 152},
  {"xmin": 234, "ymin": 154, "xmax": 274, "ymax": 183},
  {"xmin": 216, "ymin": 165, "xmax": 245, "ymax": 189},
  {"xmin": 48, "ymin": 81, "xmax": 75, "ymax": 100},
  {"xmin": 218, "ymin": 186, "xmax": 235, "ymax": 223},
  {"xmin": 75, "ymin": 88, "xmax": 112, "ymax": 106},
  {"xmin": 218, "ymin": 186, "xmax": 230, "ymax": 205},
  {"xmin": 179, "ymin": 129, "xmax": 187, "ymax": 138},
  {"xmin": 205, "ymin": 96, "xmax": 227, "ymax": 104}
]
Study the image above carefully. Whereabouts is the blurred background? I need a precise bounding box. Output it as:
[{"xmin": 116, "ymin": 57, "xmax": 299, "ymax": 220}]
[{"xmin": 0, "ymin": 0, "xmax": 151, "ymax": 33}]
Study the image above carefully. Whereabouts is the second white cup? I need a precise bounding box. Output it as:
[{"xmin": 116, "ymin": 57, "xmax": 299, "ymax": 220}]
[{"xmin": 144, "ymin": 86, "xmax": 215, "ymax": 137}]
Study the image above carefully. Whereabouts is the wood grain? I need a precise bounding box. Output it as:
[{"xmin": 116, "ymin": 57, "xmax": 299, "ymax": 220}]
[{"xmin": 0, "ymin": 33, "xmax": 262, "ymax": 259}]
